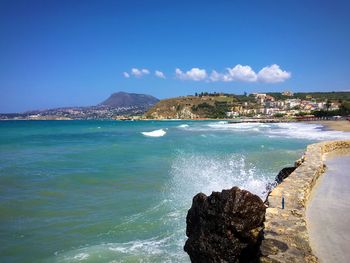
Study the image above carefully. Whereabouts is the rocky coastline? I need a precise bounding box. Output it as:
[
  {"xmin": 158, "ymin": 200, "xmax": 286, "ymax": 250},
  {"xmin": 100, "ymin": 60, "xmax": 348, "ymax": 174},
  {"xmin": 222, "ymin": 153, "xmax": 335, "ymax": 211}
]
[{"xmin": 184, "ymin": 140, "xmax": 350, "ymax": 263}]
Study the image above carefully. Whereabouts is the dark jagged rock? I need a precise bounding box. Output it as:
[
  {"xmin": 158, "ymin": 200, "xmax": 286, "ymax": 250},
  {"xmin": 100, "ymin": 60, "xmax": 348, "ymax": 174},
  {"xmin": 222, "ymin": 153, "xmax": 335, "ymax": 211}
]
[
  {"xmin": 184, "ymin": 187, "xmax": 266, "ymax": 263},
  {"xmin": 264, "ymin": 167, "xmax": 297, "ymax": 201},
  {"xmin": 275, "ymin": 167, "xmax": 296, "ymax": 184}
]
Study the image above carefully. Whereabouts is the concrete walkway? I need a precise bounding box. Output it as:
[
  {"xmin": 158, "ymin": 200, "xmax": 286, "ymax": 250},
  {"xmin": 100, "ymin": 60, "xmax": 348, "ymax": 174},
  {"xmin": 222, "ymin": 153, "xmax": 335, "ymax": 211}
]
[{"xmin": 306, "ymin": 153, "xmax": 350, "ymax": 263}]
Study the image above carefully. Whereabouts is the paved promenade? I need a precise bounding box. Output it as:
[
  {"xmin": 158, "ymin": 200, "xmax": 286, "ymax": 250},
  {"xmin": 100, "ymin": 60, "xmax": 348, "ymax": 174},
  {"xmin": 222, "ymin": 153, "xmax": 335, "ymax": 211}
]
[{"xmin": 307, "ymin": 153, "xmax": 350, "ymax": 263}]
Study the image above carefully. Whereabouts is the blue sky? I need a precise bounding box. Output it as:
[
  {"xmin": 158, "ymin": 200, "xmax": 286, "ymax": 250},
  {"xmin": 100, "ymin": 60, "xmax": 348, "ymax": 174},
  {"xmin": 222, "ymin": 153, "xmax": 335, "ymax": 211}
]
[{"xmin": 1, "ymin": 0, "xmax": 350, "ymax": 112}]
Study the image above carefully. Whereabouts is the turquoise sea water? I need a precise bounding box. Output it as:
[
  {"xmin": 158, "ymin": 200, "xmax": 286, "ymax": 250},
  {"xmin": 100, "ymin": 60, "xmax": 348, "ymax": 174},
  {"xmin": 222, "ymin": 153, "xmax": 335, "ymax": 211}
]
[{"xmin": 1, "ymin": 120, "xmax": 349, "ymax": 263}]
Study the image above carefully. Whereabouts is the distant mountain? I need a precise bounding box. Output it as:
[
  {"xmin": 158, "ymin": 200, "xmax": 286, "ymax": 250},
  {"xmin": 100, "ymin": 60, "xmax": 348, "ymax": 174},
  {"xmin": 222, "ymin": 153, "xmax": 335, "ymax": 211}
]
[{"xmin": 99, "ymin": 91, "xmax": 159, "ymax": 108}]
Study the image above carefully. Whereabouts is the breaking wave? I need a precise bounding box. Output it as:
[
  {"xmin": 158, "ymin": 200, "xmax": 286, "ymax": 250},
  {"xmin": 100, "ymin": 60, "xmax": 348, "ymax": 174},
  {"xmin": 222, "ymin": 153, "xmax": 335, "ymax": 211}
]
[
  {"xmin": 267, "ymin": 122, "xmax": 350, "ymax": 140},
  {"xmin": 141, "ymin": 129, "xmax": 167, "ymax": 137},
  {"xmin": 52, "ymin": 236, "xmax": 184, "ymax": 263},
  {"xmin": 168, "ymin": 153, "xmax": 272, "ymax": 203},
  {"xmin": 186, "ymin": 121, "xmax": 350, "ymax": 141}
]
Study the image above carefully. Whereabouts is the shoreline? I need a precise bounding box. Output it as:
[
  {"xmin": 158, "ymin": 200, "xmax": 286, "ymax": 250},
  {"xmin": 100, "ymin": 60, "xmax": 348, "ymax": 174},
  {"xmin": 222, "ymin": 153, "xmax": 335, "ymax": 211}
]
[
  {"xmin": 1, "ymin": 118, "xmax": 349, "ymax": 132},
  {"xmin": 302, "ymin": 120, "xmax": 350, "ymax": 132},
  {"xmin": 260, "ymin": 140, "xmax": 350, "ymax": 263}
]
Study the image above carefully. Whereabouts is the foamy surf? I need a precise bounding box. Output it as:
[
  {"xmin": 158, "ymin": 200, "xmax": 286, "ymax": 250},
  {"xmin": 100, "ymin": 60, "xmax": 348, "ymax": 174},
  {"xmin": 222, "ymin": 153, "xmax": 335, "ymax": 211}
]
[
  {"xmin": 178, "ymin": 124, "xmax": 189, "ymax": 128},
  {"xmin": 52, "ymin": 235, "xmax": 186, "ymax": 263},
  {"xmin": 168, "ymin": 153, "xmax": 272, "ymax": 202},
  {"xmin": 196, "ymin": 121, "xmax": 350, "ymax": 141},
  {"xmin": 269, "ymin": 123, "xmax": 350, "ymax": 141},
  {"xmin": 207, "ymin": 122, "xmax": 268, "ymax": 131},
  {"xmin": 141, "ymin": 129, "xmax": 166, "ymax": 137}
]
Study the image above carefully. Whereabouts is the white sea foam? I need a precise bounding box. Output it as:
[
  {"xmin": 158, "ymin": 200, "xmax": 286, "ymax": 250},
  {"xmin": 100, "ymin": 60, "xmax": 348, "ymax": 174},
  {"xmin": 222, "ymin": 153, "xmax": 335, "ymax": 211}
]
[
  {"xmin": 72, "ymin": 253, "xmax": 89, "ymax": 261},
  {"xmin": 52, "ymin": 235, "xmax": 185, "ymax": 263},
  {"xmin": 188, "ymin": 121, "xmax": 350, "ymax": 141},
  {"xmin": 206, "ymin": 122, "xmax": 267, "ymax": 131},
  {"xmin": 141, "ymin": 129, "xmax": 166, "ymax": 137},
  {"xmin": 178, "ymin": 124, "xmax": 189, "ymax": 128},
  {"xmin": 268, "ymin": 122, "xmax": 350, "ymax": 140},
  {"xmin": 168, "ymin": 153, "xmax": 271, "ymax": 203}
]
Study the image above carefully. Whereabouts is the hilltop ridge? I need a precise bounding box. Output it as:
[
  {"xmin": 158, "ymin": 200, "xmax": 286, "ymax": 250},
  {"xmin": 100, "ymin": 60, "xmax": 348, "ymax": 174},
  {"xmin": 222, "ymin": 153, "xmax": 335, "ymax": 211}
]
[{"xmin": 100, "ymin": 91, "xmax": 159, "ymax": 108}]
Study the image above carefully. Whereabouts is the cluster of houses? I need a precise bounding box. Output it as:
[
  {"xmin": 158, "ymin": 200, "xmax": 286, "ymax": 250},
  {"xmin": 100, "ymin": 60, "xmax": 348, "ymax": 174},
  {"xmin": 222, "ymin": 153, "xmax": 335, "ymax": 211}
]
[
  {"xmin": 1, "ymin": 105, "xmax": 149, "ymax": 120},
  {"xmin": 227, "ymin": 91, "xmax": 340, "ymax": 118}
]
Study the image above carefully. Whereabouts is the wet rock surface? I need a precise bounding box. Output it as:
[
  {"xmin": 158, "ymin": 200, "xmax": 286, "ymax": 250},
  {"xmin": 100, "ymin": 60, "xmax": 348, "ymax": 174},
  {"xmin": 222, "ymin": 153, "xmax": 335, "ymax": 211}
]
[{"xmin": 184, "ymin": 187, "xmax": 266, "ymax": 263}]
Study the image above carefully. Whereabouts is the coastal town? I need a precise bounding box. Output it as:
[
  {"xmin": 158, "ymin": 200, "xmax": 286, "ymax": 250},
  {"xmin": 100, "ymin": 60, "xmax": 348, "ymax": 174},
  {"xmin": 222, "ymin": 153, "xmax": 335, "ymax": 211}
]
[
  {"xmin": 145, "ymin": 91, "xmax": 350, "ymax": 120},
  {"xmin": 0, "ymin": 105, "xmax": 150, "ymax": 120},
  {"xmin": 226, "ymin": 91, "xmax": 341, "ymax": 118}
]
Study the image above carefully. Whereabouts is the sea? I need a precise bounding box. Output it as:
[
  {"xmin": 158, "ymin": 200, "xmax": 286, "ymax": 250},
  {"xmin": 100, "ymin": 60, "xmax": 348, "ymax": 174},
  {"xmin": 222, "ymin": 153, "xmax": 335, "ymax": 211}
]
[{"xmin": 0, "ymin": 120, "xmax": 349, "ymax": 263}]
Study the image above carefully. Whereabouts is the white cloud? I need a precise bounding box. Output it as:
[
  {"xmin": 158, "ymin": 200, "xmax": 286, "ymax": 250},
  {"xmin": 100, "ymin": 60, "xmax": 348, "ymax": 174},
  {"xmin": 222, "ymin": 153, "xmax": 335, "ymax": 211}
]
[
  {"xmin": 130, "ymin": 68, "xmax": 150, "ymax": 77},
  {"xmin": 209, "ymin": 70, "xmax": 223, "ymax": 82},
  {"xmin": 141, "ymin": 69, "xmax": 150, "ymax": 74},
  {"xmin": 175, "ymin": 67, "xmax": 207, "ymax": 81},
  {"xmin": 155, "ymin": 70, "xmax": 166, "ymax": 79},
  {"xmin": 257, "ymin": 64, "xmax": 291, "ymax": 83},
  {"xmin": 123, "ymin": 64, "xmax": 290, "ymax": 83},
  {"xmin": 210, "ymin": 64, "xmax": 290, "ymax": 83},
  {"xmin": 225, "ymin": 64, "xmax": 257, "ymax": 82},
  {"xmin": 209, "ymin": 65, "xmax": 257, "ymax": 82}
]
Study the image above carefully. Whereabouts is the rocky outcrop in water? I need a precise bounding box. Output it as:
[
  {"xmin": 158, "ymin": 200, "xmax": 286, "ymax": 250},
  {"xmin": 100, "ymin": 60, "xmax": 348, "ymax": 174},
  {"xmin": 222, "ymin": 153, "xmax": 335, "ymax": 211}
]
[{"xmin": 184, "ymin": 187, "xmax": 266, "ymax": 263}]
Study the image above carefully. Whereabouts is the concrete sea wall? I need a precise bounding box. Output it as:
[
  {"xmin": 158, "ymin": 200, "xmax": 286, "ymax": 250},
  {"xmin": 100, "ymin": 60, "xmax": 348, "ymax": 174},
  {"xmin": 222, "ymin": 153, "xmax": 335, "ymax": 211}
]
[{"xmin": 260, "ymin": 140, "xmax": 350, "ymax": 263}]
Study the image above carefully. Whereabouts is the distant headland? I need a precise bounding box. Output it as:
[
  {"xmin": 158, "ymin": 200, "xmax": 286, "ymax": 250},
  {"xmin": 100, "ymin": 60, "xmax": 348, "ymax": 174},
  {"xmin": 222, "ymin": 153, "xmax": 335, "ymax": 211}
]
[{"xmin": 0, "ymin": 91, "xmax": 159, "ymax": 120}]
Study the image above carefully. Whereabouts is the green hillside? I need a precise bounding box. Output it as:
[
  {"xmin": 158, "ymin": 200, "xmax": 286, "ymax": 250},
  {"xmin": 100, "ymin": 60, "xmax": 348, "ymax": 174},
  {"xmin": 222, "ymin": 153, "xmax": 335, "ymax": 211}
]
[{"xmin": 145, "ymin": 94, "xmax": 250, "ymax": 119}]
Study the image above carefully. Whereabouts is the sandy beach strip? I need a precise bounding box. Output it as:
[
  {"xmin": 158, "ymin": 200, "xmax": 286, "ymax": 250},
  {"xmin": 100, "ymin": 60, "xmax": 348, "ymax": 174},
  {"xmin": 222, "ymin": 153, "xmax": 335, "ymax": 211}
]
[
  {"xmin": 306, "ymin": 151, "xmax": 350, "ymax": 263},
  {"xmin": 303, "ymin": 120, "xmax": 350, "ymax": 132}
]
